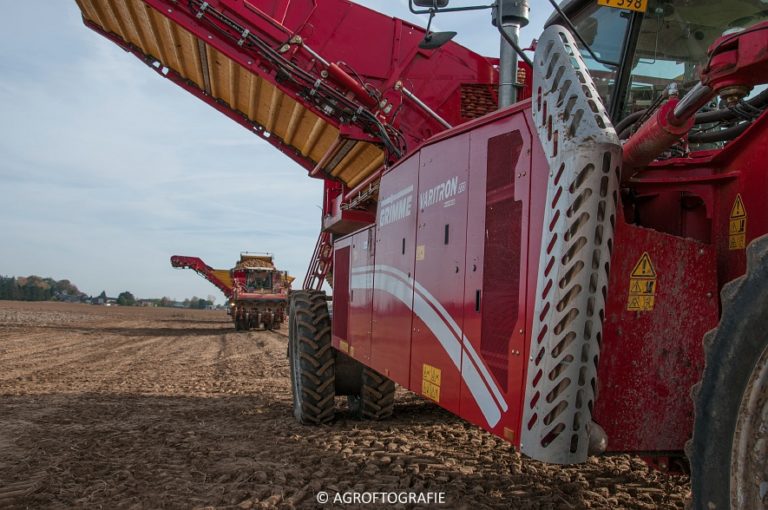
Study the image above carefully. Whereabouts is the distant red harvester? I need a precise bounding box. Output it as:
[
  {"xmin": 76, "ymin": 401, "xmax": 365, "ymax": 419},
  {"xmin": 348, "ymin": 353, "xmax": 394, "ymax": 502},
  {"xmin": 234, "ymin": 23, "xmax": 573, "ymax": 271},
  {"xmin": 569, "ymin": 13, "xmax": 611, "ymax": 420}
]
[{"xmin": 171, "ymin": 254, "xmax": 292, "ymax": 331}]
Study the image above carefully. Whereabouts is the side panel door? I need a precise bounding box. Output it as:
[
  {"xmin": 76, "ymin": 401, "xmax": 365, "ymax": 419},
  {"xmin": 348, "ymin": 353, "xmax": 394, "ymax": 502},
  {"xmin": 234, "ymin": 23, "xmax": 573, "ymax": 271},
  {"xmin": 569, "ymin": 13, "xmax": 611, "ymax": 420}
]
[
  {"xmin": 332, "ymin": 236, "xmax": 352, "ymax": 350},
  {"xmin": 346, "ymin": 227, "xmax": 375, "ymax": 362},
  {"xmin": 409, "ymin": 135, "xmax": 470, "ymax": 416},
  {"xmin": 368, "ymin": 155, "xmax": 419, "ymax": 385},
  {"xmin": 461, "ymin": 114, "xmax": 532, "ymax": 438}
]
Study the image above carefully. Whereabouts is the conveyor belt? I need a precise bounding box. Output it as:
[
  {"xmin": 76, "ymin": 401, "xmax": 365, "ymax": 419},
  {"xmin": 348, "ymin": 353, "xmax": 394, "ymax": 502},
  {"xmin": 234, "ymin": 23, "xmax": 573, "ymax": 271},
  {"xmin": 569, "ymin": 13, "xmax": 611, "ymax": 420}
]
[{"xmin": 75, "ymin": 0, "xmax": 386, "ymax": 187}]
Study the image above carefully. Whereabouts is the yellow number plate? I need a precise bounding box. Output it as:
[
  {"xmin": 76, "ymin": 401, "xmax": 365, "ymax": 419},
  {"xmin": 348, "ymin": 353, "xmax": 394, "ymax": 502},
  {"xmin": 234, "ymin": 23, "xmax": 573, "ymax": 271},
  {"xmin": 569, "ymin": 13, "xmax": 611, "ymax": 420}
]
[{"xmin": 597, "ymin": 0, "xmax": 648, "ymax": 13}]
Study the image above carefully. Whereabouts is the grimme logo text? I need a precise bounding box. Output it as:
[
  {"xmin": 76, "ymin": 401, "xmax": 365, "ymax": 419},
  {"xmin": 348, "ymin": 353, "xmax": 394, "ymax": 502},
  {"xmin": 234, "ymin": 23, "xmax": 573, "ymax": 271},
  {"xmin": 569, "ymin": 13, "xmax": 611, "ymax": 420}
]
[{"xmin": 379, "ymin": 185, "xmax": 413, "ymax": 226}]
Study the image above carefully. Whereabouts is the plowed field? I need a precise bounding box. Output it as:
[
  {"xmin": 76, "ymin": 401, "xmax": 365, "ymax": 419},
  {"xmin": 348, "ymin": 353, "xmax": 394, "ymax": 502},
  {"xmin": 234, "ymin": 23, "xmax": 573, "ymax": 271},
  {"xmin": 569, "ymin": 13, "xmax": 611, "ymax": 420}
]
[{"xmin": 0, "ymin": 301, "xmax": 689, "ymax": 508}]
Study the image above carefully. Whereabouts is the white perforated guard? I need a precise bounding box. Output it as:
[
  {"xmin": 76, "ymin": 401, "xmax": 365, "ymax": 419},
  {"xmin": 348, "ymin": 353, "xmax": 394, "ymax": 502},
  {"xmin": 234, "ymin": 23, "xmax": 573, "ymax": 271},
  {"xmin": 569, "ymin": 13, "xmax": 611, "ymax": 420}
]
[{"xmin": 520, "ymin": 25, "xmax": 622, "ymax": 464}]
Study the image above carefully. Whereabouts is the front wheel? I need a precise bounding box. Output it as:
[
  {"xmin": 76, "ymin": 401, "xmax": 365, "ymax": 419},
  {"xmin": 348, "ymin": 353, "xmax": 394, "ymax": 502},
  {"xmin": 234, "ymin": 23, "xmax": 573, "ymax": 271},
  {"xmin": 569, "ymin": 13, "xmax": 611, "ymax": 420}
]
[
  {"xmin": 288, "ymin": 291, "xmax": 335, "ymax": 424},
  {"xmin": 691, "ymin": 235, "xmax": 768, "ymax": 509}
]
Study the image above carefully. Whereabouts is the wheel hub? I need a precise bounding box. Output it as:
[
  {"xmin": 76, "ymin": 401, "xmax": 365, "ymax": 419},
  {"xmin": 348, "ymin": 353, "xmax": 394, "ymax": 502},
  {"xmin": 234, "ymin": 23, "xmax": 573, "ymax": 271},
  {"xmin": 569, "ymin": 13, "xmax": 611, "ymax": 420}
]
[{"xmin": 732, "ymin": 343, "xmax": 768, "ymax": 508}]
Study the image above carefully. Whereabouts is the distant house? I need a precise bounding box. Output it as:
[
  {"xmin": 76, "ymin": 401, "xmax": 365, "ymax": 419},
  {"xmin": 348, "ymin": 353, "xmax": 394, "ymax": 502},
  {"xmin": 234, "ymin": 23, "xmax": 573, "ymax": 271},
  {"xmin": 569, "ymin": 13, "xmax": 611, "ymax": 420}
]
[
  {"xmin": 54, "ymin": 291, "xmax": 86, "ymax": 303},
  {"xmin": 91, "ymin": 291, "xmax": 116, "ymax": 305}
]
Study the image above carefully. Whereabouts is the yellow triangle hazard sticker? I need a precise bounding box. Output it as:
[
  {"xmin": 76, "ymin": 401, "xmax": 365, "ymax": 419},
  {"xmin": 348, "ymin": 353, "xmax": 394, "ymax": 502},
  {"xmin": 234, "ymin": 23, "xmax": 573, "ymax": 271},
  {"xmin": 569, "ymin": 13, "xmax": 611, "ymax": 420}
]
[
  {"xmin": 630, "ymin": 252, "xmax": 656, "ymax": 278},
  {"xmin": 730, "ymin": 194, "xmax": 746, "ymax": 219}
]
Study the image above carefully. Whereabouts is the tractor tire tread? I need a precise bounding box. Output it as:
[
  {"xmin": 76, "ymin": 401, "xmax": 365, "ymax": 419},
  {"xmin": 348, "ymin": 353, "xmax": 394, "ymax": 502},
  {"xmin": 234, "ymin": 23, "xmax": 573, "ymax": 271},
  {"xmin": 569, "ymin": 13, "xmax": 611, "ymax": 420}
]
[
  {"xmin": 690, "ymin": 233, "xmax": 768, "ymax": 509},
  {"xmin": 289, "ymin": 290, "xmax": 335, "ymax": 425},
  {"xmin": 358, "ymin": 367, "xmax": 395, "ymax": 420}
]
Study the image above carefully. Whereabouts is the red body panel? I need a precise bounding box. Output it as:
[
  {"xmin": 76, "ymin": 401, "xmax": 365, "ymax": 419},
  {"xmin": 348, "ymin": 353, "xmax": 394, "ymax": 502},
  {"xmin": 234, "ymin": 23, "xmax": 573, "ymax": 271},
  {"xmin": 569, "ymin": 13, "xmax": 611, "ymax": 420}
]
[
  {"xmin": 594, "ymin": 222, "xmax": 718, "ymax": 451},
  {"xmin": 336, "ymin": 102, "xmax": 538, "ymax": 440}
]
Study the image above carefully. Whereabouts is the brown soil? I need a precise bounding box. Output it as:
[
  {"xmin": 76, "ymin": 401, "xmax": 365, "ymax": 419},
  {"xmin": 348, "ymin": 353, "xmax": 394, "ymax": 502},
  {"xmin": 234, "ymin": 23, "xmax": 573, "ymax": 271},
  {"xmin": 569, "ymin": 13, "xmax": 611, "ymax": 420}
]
[{"xmin": 0, "ymin": 301, "xmax": 690, "ymax": 509}]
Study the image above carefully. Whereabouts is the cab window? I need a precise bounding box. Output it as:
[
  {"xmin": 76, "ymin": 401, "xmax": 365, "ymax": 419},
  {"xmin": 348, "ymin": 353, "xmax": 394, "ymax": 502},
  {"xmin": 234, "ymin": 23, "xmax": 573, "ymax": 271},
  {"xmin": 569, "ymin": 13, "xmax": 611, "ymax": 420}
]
[{"xmin": 621, "ymin": 0, "xmax": 768, "ymax": 118}]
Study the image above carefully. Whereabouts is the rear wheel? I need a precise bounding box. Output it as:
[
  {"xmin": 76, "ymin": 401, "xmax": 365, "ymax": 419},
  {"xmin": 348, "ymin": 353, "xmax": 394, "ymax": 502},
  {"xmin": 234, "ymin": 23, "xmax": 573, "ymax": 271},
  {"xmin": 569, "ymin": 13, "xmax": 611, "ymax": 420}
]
[
  {"xmin": 691, "ymin": 235, "xmax": 768, "ymax": 509},
  {"xmin": 288, "ymin": 291, "xmax": 335, "ymax": 424},
  {"xmin": 347, "ymin": 366, "xmax": 395, "ymax": 420}
]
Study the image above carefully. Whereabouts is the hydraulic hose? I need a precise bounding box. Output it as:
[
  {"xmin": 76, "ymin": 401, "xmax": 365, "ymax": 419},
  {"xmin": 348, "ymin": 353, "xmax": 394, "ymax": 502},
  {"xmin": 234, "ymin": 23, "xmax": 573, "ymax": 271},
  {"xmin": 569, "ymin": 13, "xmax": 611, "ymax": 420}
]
[
  {"xmin": 688, "ymin": 122, "xmax": 751, "ymax": 143},
  {"xmin": 618, "ymin": 87, "xmax": 768, "ymax": 140}
]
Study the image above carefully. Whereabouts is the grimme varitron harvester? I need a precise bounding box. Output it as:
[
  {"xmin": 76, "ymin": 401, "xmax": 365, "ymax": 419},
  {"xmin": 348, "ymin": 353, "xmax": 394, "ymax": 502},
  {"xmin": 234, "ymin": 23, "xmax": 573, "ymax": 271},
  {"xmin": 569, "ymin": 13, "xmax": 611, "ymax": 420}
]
[
  {"xmin": 75, "ymin": 0, "xmax": 768, "ymax": 506},
  {"xmin": 171, "ymin": 253, "xmax": 292, "ymax": 330}
]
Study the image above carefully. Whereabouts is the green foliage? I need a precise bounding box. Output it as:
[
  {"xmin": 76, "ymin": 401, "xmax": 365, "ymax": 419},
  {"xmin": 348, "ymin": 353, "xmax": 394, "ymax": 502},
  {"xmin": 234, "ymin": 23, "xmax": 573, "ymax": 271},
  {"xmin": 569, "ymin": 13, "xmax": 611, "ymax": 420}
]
[
  {"xmin": 0, "ymin": 275, "xmax": 86, "ymax": 302},
  {"xmin": 116, "ymin": 291, "xmax": 136, "ymax": 306},
  {"xmin": 0, "ymin": 276, "xmax": 215, "ymax": 309},
  {"xmin": 183, "ymin": 296, "xmax": 213, "ymax": 309}
]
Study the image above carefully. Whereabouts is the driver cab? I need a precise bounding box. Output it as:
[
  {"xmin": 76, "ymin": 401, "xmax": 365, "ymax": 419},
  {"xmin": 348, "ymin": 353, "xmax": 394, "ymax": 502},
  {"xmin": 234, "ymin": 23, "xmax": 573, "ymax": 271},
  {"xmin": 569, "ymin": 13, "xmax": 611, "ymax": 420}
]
[
  {"xmin": 245, "ymin": 270, "xmax": 274, "ymax": 292},
  {"xmin": 549, "ymin": 0, "xmax": 768, "ymax": 125}
]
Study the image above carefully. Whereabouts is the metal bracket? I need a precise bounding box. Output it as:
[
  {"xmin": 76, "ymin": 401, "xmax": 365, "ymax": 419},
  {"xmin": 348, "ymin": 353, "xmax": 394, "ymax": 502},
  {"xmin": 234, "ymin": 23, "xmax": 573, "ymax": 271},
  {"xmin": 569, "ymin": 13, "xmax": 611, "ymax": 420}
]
[
  {"xmin": 195, "ymin": 2, "xmax": 209, "ymax": 19},
  {"xmin": 237, "ymin": 29, "xmax": 250, "ymax": 47}
]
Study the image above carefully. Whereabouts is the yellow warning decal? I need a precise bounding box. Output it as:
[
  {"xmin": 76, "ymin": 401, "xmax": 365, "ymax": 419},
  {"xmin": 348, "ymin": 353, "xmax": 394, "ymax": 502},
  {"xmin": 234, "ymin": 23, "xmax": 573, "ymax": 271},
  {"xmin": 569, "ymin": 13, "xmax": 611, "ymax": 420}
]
[
  {"xmin": 627, "ymin": 252, "xmax": 657, "ymax": 312},
  {"xmin": 630, "ymin": 252, "xmax": 657, "ymax": 278},
  {"xmin": 597, "ymin": 0, "xmax": 648, "ymax": 13},
  {"xmin": 416, "ymin": 245, "xmax": 425, "ymax": 261},
  {"xmin": 422, "ymin": 363, "xmax": 441, "ymax": 402},
  {"xmin": 339, "ymin": 340, "xmax": 349, "ymax": 353},
  {"xmin": 729, "ymin": 194, "xmax": 747, "ymax": 250}
]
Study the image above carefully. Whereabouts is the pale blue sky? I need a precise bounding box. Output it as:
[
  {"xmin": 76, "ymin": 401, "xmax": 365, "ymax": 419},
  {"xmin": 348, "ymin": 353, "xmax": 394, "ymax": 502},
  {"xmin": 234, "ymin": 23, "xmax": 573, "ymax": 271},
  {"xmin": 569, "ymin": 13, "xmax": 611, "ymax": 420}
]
[{"xmin": 0, "ymin": 1, "xmax": 551, "ymax": 302}]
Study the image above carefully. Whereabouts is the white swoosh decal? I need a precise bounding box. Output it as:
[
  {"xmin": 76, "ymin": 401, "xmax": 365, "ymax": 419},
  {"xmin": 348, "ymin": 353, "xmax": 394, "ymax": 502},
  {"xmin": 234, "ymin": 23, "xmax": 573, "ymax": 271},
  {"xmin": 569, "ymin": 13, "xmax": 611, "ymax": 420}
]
[{"xmin": 350, "ymin": 264, "xmax": 507, "ymax": 427}]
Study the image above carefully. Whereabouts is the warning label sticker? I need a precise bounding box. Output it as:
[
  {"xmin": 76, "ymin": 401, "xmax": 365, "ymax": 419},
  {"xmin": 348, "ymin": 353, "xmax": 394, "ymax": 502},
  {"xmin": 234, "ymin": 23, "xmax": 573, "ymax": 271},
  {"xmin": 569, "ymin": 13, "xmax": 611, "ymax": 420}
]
[
  {"xmin": 422, "ymin": 363, "xmax": 441, "ymax": 402},
  {"xmin": 729, "ymin": 194, "xmax": 747, "ymax": 250},
  {"xmin": 627, "ymin": 252, "xmax": 657, "ymax": 312}
]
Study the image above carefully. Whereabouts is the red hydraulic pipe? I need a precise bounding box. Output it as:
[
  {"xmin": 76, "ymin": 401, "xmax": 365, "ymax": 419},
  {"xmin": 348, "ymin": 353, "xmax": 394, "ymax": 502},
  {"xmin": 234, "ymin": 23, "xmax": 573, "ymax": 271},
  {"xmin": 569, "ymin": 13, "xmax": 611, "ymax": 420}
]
[
  {"xmin": 622, "ymin": 98, "xmax": 694, "ymax": 172},
  {"xmin": 327, "ymin": 63, "xmax": 379, "ymax": 109},
  {"xmin": 622, "ymin": 82, "xmax": 715, "ymax": 180}
]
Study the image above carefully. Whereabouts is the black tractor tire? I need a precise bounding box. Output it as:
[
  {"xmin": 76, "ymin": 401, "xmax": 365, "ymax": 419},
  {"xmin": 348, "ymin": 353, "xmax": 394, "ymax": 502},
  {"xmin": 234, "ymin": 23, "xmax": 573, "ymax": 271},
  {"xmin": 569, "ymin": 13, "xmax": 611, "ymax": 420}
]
[
  {"xmin": 347, "ymin": 366, "xmax": 395, "ymax": 420},
  {"xmin": 288, "ymin": 290, "xmax": 335, "ymax": 424},
  {"xmin": 691, "ymin": 234, "xmax": 768, "ymax": 509}
]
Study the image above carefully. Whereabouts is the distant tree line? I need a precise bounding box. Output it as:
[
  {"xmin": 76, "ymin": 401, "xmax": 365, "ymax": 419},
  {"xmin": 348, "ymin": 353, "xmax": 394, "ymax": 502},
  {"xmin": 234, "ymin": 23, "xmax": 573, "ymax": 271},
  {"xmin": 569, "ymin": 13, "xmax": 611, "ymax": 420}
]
[
  {"xmin": 0, "ymin": 275, "xmax": 215, "ymax": 308},
  {"xmin": 0, "ymin": 275, "xmax": 85, "ymax": 302},
  {"xmin": 151, "ymin": 296, "xmax": 214, "ymax": 309}
]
